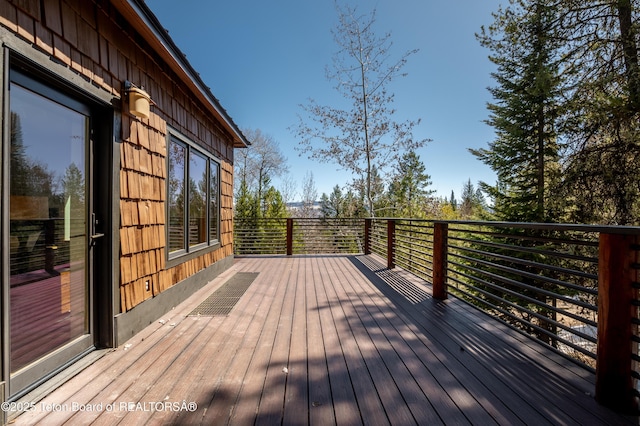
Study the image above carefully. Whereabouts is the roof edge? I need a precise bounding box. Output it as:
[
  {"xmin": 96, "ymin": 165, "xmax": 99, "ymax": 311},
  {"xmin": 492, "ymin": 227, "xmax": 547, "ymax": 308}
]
[{"xmin": 112, "ymin": 0, "xmax": 249, "ymax": 148}]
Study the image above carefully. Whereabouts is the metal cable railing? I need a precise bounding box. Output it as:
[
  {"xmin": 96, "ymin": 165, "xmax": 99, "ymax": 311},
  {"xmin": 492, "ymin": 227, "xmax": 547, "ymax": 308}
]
[
  {"xmin": 290, "ymin": 217, "xmax": 364, "ymax": 254},
  {"xmin": 234, "ymin": 217, "xmax": 363, "ymax": 255},
  {"xmin": 10, "ymin": 218, "xmax": 81, "ymax": 278},
  {"xmin": 393, "ymin": 219, "xmax": 434, "ymax": 282},
  {"xmin": 445, "ymin": 223, "xmax": 600, "ymax": 369},
  {"xmin": 234, "ymin": 218, "xmax": 288, "ymax": 254}
]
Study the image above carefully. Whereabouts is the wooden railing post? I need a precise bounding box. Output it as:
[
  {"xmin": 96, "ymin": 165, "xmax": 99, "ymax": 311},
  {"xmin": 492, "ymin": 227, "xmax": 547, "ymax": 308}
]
[
  {"xmin": 286, "ymin": 218, "xmax": 293, "ymax": 256},
  {"xmin": 387, "ymin": 219, "xmax": 395, "ymax": 269},
  {"xmin": 596, "ymin": 232, "xmax": 639, "ymax": 414},
  {"xmin": 432, "ymin": 222, "xmax": 448, "ymax": 300},
  {"xmin": 364, "ymin": 218, "xmax": 372, "ymax": 255}
]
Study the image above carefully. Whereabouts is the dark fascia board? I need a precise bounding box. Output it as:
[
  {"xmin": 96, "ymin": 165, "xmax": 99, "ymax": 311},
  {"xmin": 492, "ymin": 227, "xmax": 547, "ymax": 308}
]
[{"xmin": 112, "ymin": 0, "xmax": 250, "ymax": 148}]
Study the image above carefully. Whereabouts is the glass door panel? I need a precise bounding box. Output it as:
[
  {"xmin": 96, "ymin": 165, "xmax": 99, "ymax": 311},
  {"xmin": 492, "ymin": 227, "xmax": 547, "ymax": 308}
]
[{"xmin": 9, "ymin": 83, "xmax": 89, "ymax": 373}]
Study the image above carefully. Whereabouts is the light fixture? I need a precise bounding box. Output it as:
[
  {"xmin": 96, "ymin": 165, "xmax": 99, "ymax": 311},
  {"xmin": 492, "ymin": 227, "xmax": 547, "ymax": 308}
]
[{"xmin": 124, "ymin": 80, "xmax": 152, "ymax": 119}]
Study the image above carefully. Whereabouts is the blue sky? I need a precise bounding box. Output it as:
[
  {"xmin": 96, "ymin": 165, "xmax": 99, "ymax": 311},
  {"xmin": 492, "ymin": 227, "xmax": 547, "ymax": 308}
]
[{"xmin": 147, "ymin": 0, "xmax": 503, "ymax": 201}]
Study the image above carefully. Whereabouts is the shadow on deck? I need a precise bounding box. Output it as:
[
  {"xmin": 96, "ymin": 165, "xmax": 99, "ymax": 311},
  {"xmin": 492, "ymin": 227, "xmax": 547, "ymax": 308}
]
[{"xmin": 13, "ymin": 255, "xmax": 638, "ymax": 425}]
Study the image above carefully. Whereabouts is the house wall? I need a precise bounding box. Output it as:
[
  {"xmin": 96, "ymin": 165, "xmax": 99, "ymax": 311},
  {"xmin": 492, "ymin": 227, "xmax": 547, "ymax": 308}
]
[{"xmin": 0, "ymin": 0, "xmax": 236, "ymax": 313}]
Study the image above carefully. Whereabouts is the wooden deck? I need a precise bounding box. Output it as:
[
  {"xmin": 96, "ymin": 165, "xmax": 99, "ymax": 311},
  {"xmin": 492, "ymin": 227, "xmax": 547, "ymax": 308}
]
[{"xmin": 13, "ymin": 255, "xmax": 638, "ymax": 425}]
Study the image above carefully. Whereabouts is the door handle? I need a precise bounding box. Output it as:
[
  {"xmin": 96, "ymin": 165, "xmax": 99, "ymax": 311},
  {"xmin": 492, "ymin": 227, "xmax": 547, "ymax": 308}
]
[{"xmin": 91, "ymin": 213, "xmax": 105, "ymax": 240}]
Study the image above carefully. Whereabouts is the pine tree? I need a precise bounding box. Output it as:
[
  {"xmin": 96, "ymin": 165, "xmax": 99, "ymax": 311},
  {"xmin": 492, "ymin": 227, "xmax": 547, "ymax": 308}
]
[
  {"xmin": 388, "ymin": 151, "xmax": 434, "ymax": 218},
  {"xmin": 262, "ymin": 186, "xmax": 288, "ymax": 219},
  {"xmin": 320, "ymin": 186, "xmax": 344, "ymax": 219},
  {"xmin": 320, "ymin": 185, "xmax": 366, "ymax": 219},
  {"xmin": 449, "ymin": 191, "xmax": 457, "ymax": 211},
  {"xmin": 234, "ymin": 180, "xmax": 258, "ymax": 220},
  {"xmin": 472, "ymin": 0, "xmax": 562, "ymax": 223},
  {"xmin": 459, "ymin": 179, "xmax": 484, "ymax": 218}
]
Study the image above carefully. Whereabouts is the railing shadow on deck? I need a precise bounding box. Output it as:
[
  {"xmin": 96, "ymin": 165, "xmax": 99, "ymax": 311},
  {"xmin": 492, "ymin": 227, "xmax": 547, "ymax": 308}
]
[
  {"xmin": 234, "ymin": 217, "xmax": 640, "ymax": 415},
  {"xmin": 348, "ymin": 254, "xmax": 638, "ymax": 424}
]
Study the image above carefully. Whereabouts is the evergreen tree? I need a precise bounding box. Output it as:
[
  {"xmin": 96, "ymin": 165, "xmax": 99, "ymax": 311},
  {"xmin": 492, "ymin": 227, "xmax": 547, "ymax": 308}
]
[
  {"xmin": 320, "ymin": 185, "xmax": 346, "ymax": 219},
  {"xmin": 343, "ymin": 189, "xmax": 367, "ymax": 218},
  {"xmin": 449, "ymin": 191, "xmax": 457, "ymax": 211},
  {"xmin": 469, "ymin": 0, "xmax": 564, "ymax": 345},
  {"xmin": 459, "ymin": 179, "xmax": 485, "ymax": 218},
  {"xmin": 262, "ymin": 186, "xmax": 288, "ymax": 219},
  {"xmin": 320, "ymin": 185, "xmax": 366, "ymax": 219},
  {"xmin": 473, "ymin": 0, "xmax": 563, "ymax": 223},
  {"xmin": 351, "ymin": 167, "xmax": 387, "ymax": 216},
  {"xmin": 234, "ymin": 180, "xmax": 258, "ymax": 220},
  {"xmin": 388, "ymin": 151, "xmax": 434, "ymax": 218},
  {"xmin": 62, "ymin": 163, "xmax": 86, "ymax": 215},
  {"xmin": 10, "ymin": 112, "xmax": 54, "ymax": 198}
]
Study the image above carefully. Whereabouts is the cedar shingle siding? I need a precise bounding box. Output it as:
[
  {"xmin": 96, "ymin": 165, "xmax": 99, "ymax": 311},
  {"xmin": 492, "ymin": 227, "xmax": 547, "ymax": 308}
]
[{"xmin": 1, "ymin": 0, "xmax": 238, "ymax": 311}]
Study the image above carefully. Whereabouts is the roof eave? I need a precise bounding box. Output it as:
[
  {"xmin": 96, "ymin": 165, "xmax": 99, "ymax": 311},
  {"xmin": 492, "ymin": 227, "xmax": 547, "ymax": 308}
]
[{"xmin": 111, "ymin": 0, "xmax": 249, "ymax": 148}]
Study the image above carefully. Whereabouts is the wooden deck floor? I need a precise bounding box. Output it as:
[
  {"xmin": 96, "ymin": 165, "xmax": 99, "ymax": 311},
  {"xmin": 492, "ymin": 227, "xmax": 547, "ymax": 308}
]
[{"xmin": 13, "ymin": 255, "xmax": 638, "ymax": 425}]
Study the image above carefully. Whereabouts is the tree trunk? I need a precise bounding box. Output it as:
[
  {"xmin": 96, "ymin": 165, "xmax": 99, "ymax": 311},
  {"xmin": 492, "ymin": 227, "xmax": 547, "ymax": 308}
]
[
  {"xmin": 537, "ymin": 104, "xmax": 545, "ymax": 221},
  {"xmin": 617, "ymin": 0, "xmax": 640, "ymax": 110}
]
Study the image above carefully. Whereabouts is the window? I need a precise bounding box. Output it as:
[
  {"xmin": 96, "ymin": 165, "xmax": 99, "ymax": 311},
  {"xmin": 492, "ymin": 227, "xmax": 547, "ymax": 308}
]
[{"xmin": 167, "ymin": 133, "xmax": 220, "ymax": 258}]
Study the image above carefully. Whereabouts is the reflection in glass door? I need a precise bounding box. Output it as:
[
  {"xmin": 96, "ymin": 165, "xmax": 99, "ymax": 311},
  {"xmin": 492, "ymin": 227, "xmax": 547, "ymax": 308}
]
[{"xmin": 9, "ymin": 82, "xmax": 90, "ymax": 377}]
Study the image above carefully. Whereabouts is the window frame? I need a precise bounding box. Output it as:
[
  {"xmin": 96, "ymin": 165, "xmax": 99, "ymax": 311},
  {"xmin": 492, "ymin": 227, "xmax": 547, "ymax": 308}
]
[{"xmin": 166, "ymin": 130, "xmax": 221, "ymax": 264}]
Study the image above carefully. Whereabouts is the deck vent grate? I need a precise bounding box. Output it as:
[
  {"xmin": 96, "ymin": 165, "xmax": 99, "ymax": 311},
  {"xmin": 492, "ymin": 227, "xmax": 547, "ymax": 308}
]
[{"xmin": 188, "ymin": 272, "xmax": 259, "ymax": 317}]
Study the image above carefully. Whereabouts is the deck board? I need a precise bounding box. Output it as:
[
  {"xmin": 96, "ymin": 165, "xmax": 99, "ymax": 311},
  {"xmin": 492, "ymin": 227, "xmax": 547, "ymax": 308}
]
[
  {"xmin": 13, "ymin": 255, "xmax": 638, "ymax": 425},
  {"xmin": 304, "ymin": 257, "xmax": 336, "ymax": 426},
  {"xmin": 311, "ymin": 256, "xmax": 361, "ymax": 426},
  {"xmin": 282, "ymin": 258, "xmax": 310, "ymax": 425}
]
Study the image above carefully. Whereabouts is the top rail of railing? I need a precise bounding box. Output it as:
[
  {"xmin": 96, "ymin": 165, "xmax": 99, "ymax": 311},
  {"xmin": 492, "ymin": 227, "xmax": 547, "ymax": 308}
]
[{"xmin": 370, "ymin": 217, "xmax": 640, "ymax": 234}]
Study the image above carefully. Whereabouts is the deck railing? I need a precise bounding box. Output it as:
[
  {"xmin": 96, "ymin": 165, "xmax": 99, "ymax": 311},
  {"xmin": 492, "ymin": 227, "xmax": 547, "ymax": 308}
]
[
  {"xmin": 234, "ymin": 216, "xmax": 640, "ymax": 414},
  {"xmin": 234, "ymin": 217, "xmax": 364, "ymax": 255}
]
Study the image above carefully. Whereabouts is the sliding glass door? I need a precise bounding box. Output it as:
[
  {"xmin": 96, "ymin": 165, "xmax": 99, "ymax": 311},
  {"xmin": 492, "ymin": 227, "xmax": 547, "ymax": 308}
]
[{"xmin": 8, "ymin": 73, "xmax": 94, "ymax": 396}]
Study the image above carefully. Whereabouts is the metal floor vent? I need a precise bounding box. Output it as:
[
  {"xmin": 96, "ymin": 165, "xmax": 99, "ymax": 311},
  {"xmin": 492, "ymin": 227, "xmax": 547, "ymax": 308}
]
[{"xmin": 188, "ymin": 272, "xmax": 259, "ymax": 317}]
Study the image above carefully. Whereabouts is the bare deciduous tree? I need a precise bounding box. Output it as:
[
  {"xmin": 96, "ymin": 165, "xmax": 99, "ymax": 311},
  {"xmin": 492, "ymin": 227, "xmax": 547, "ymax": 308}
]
[
  {"xmin": 292, "ymin": 3, "xmax": 429, "ymax": 216},
  {"xmin": 278, "ymin": 174, "xmax": 297, "ymax": 207},
  {"xmin": 299, "ymin": 171, "xmax": 318, "ymax": 217},
  {"xmin": 235, "ymin": 128, "xmax": 288, "ymax": 214}
]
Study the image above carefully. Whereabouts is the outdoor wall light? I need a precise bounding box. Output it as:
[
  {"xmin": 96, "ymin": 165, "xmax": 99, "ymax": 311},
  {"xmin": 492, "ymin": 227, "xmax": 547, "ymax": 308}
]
[{"xmin": 124, "ymin": 80, "xmax": 152, "ymax": 119}]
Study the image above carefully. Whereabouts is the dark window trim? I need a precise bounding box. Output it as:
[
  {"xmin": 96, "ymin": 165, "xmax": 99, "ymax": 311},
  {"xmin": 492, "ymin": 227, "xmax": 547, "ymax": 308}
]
[
  {"xmin": 209, "ymin": 159, "xmax": 221, "ymax": 244},
  {"xmin": 10, "ymin": 70, "xmax": 91, "ymax": 116},
  {"xmin": 8, "ymin": 51, "xmax": 114, "ymax": 108},
  {"xmin": 166, "ymin": 129, "xmax": 221, "ymax": 268}
]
